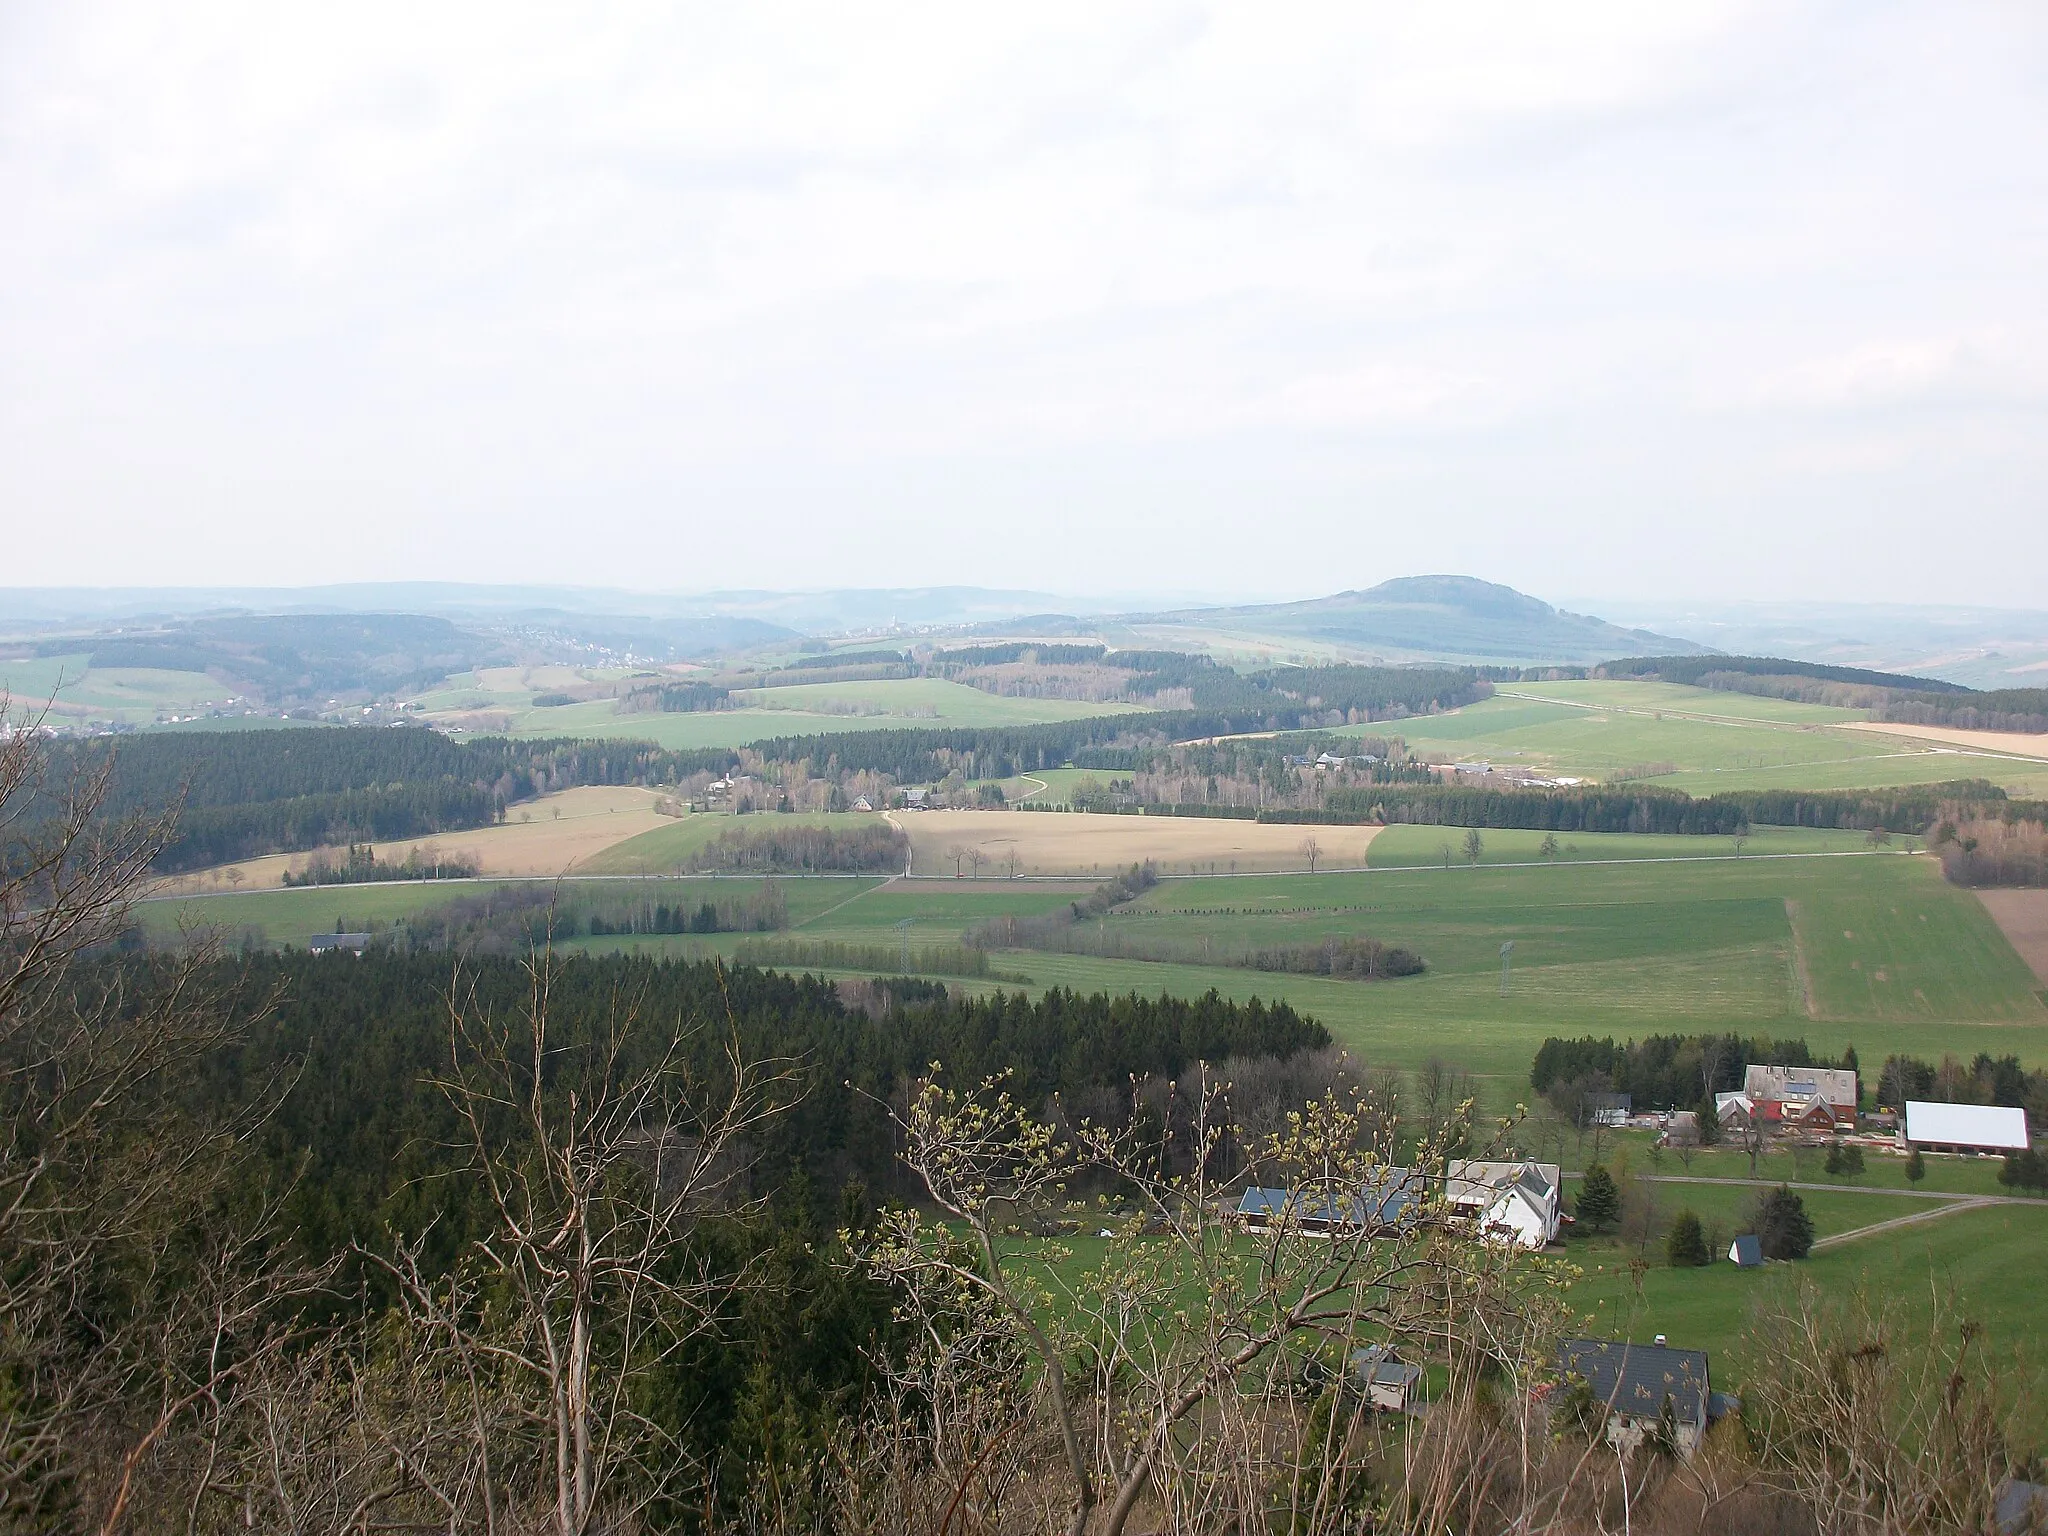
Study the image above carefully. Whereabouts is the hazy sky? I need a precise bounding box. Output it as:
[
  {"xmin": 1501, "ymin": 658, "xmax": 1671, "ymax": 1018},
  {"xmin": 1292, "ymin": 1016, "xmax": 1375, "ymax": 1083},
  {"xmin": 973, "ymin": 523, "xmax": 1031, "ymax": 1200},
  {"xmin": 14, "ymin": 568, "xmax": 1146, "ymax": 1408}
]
[{"xmin": 3, "ymin": 3, "xmax": 2044, "ymax": 606}]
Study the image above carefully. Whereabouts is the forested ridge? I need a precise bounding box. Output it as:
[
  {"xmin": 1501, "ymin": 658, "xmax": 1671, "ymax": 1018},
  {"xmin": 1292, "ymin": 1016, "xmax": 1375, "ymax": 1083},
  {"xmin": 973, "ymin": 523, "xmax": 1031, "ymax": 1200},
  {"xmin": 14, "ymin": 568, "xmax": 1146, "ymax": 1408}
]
[
  {"xmin": 1603, "ymin": 654, "xmax": 2048, "ymax": 731},
  {"xmin": 206, "ymin": 954, "xmax": 1328, "ymax": 1260}
]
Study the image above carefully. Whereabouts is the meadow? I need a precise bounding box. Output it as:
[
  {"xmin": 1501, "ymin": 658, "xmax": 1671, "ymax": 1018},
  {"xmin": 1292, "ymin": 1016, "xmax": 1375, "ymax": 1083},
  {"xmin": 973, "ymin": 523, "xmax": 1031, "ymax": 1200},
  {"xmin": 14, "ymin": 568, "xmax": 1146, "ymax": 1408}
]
[
  {"xmin": 413, "ymin": 672, "xmax": 1142, "ymax": 747},
  {"xmin": 1351, "ymin": 682, "xmax": 2048, "ymax": 797},
  {"xmin": 0, "ymin": 651, "xmax": 250, "ymax": 729},
  {"xmin": 140, "ymin": 836, "xmax": 2048, "ymax": 1080}
]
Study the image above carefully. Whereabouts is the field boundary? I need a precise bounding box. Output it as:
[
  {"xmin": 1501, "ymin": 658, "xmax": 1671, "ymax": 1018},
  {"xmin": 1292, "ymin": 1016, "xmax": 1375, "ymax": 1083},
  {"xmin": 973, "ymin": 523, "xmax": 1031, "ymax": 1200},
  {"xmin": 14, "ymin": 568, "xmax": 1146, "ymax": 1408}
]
[
  {"xmin": 1812, "ymin": 1197, "xmax": 1991, "ymax": 1252},
  {"xmin": 1785, "ymin": 898, "xmax": 1819, "ymax": 1018}
]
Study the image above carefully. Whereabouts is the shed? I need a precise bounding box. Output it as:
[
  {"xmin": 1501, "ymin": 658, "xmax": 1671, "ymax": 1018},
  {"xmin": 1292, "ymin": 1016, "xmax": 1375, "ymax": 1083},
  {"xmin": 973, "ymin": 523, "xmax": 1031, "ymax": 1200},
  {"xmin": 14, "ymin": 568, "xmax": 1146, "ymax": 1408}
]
[
  {"xmin": 1900, "ymin": 1101, "xmax": 2030, "ymax": 1155},
  {"xmin": 1348, "ymin": 1345, "xmax": 1423, "ymax": 1412},
  {"xmin": 1728, "ymin": 1234, "xmax": 1762, "ymax": 1268}
]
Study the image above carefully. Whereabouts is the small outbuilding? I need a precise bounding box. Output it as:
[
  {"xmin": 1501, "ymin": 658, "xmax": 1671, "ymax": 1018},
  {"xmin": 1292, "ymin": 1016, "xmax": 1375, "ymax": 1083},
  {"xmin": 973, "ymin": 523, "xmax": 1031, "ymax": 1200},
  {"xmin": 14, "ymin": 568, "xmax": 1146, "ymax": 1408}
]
[
  {"xmin": 1728, "ymin": 1234, "xmax": 1763, "ymax": 1268},
  {"xmin": 1348, "ymin": 1345, "xmax": 1423, "ymax": 1412},
  {"xmin": 1899, "ymin": 1101, "xmax": 2030, "ymax": 1155}
]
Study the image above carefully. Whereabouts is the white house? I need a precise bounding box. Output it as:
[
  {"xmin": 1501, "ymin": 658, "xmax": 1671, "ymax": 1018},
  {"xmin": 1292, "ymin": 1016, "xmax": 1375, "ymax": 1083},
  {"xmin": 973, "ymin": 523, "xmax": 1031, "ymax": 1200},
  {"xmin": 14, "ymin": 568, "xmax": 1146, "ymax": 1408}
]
[
  {"xmin": 1899, "ymin": 1101, "xmax": 2030, "ymax": 1155},
  {"xmin": 1445, "ymin": 1159, "xmax": 1561, "ymax": 1248}
]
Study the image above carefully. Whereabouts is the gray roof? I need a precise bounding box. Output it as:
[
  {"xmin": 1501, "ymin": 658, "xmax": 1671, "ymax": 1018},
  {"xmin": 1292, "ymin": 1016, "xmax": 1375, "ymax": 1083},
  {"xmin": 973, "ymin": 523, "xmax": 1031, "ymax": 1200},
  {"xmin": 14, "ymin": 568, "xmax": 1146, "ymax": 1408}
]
[
  {"xmin": 1559, "ymin": 1339, "xmax": 1711, "ymax": 1426},
  {"xmin": 1238, "ymin": 1171, "xmax": 1419, "ymax": 1231},
  {"xmin": 1348, "ymin": 1346, "xmax": 1423, "ymax": 1388},
  {"xmin": 1729, "ymin": 1234, "xmax": 1763, "ymax": 1267}
]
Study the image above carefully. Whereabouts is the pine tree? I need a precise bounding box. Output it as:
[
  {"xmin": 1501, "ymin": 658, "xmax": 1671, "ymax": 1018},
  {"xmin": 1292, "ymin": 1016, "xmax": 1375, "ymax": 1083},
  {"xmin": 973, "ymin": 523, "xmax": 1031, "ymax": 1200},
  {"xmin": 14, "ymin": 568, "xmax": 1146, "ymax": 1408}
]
[
  {"xmin": 1905, "ymin": 1148, "xmax": 1925, "ymax": 1184},
  {"xmin": 1575, "ymin": 1164, "xmax": 1622, "ymax": 1235},
  {"xmin": 1666, "ymin": 1209, "xmax": 1709, "ymax": 1267}
]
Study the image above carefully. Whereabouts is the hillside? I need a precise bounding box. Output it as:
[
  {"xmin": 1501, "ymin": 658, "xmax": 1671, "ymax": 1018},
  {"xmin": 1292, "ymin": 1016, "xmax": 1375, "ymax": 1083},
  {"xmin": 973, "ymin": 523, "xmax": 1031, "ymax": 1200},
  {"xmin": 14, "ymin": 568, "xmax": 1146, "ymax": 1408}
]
[{"xmin": 1128, "ymin": 576, "xmax": 1708, "ymax": 664}]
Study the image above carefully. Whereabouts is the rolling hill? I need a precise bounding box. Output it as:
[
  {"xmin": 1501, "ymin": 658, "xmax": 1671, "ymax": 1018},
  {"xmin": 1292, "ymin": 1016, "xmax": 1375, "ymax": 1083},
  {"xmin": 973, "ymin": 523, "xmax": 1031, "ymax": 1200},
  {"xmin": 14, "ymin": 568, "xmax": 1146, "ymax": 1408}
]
[{"xmin": 1128, "ymin": 575, "xmax": 1708, "ymax": 664}]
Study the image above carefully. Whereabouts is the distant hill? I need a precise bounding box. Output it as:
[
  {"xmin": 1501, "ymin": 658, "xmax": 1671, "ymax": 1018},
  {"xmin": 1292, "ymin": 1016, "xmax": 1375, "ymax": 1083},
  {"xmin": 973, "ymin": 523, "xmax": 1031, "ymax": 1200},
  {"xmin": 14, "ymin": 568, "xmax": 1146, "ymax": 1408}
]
[{"xmin": 1129, "ymin": 576, "xmax": 1709, "ymax": 665}]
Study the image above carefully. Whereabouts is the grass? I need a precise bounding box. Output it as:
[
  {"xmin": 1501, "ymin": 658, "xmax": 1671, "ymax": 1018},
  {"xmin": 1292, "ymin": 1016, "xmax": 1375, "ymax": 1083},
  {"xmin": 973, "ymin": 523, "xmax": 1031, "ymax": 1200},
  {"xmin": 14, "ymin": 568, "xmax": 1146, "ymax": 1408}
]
[
  {"xmin": 135, "ymin": 876, "xmax": 879, "ymax": 948},
  {"xmin": 1364, "ymin": 823, "xmax": 1898, "ymax": 868},
  {"xmin": 422, "ymin": 678, "xmax": 1144, "ymax": 748},
  {"xmin": 1335, "ymin": 681, "xmax": 2048, "ymax": 797},
  {"xmin": 1, "ymin": 653, "xmax": 253, "ymax": 729},
  {"xmin": 1564, "ymin": 1202, "xmax": 2048, "ymax": 1441}
]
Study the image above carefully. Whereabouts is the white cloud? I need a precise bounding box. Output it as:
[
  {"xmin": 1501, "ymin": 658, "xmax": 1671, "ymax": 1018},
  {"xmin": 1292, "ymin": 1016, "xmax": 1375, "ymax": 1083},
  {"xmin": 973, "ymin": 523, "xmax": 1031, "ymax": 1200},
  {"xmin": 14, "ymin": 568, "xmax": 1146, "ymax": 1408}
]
[{"xmin": 1, "ymin": 1, "xmax": 2044, "ymax": 603}]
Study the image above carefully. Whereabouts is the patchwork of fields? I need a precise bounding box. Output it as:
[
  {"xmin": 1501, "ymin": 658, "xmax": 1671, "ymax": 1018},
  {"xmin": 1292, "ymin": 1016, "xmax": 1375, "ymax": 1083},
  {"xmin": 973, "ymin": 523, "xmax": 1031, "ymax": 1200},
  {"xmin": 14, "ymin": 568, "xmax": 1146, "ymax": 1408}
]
[{"xmin": 413, "ymin": 671, "xmax": 1142, "ymax": 747}]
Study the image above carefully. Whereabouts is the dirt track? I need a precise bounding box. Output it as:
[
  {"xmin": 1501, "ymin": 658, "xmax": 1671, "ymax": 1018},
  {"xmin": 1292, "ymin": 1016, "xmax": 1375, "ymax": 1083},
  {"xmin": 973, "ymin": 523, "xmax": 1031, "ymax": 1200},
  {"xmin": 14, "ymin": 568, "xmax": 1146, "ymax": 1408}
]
[{"xmin": 892, "ymin": 809, "xmax": 1381, "ymax": 878}]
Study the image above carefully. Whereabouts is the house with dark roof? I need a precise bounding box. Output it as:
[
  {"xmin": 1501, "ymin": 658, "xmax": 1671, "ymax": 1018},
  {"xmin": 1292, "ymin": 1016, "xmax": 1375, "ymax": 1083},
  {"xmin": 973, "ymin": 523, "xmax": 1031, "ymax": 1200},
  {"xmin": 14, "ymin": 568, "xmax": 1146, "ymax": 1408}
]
[
  {"xmin": 1236, "ymin": 1170, "xmax": 1421, "ymax": 1238},
  {"xmin": 307, "ymin": 932, "xmax": 371, "ymax": 956},
  {"xmin": 1557, "ymin": 1338, "xmax": 1717, "ymax": 1456}
]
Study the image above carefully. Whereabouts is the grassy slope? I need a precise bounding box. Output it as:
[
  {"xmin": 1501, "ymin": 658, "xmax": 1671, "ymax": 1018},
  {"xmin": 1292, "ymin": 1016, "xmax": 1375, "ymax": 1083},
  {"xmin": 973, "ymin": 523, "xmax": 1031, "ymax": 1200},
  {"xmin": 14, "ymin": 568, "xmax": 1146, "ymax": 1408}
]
[
  {"xmin": 1341, "ymin": 682, "xmax": 2048, "ymax": 797},
  {"xmin": 134, "ymin": 876, "xmax": 877, "ymax": 947},
  {"xmin": 2, "ymin": 653, "xmax": 242, "ymax": 727},
  {"xmin": 1364, "ymin": 823, "xmax": 1895, "ymax": 868},
  {"xmin": 1565, "ymin": 1202, "xmax": 2048, "ymax": 1437},
  {"xmin": 465, "ymin": 679, "xmax": 1143, "ymax": 748}
]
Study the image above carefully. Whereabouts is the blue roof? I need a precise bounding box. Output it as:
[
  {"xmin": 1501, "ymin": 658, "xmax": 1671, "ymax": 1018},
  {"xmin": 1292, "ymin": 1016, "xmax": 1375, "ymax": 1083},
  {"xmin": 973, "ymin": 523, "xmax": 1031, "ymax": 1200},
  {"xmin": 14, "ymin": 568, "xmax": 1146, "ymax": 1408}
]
[{"xmin": 1729, "ymin": 1234, "xmax": 1763, "ymax": 1267}]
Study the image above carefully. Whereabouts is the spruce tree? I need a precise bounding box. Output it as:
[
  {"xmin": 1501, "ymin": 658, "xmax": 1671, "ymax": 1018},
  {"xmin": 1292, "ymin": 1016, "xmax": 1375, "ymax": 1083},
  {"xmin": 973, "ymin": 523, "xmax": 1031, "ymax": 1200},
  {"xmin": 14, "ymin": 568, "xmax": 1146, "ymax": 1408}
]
[
  {"xmin": 1752, "ymin": 1186, "xmax": 1815, "ymax": 1260},
  {"xmin": 1575, "ymin": 1164, "xmax": 1622, "ymax": 1235},
  {"xmin": 1666, "ymin": 1209, "xmax": 1709, "ymax": 1267},
  {"xmin": 1695, "ymin": 1092, "xmax": 1720, "ymax": 1146},
  {"xmin": 1905, "ymin": 1148, "xmax": 1925, "ymax": 1184}
]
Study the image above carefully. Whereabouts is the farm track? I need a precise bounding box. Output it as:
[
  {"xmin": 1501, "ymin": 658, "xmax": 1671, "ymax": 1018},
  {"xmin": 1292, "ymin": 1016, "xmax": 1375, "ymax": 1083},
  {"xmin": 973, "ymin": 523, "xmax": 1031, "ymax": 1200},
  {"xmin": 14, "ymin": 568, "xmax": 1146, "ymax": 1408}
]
[
  {"xmin": 1635, "ymin": 1174, "xmax": 2040, "ymax": 1206},
  {"xmin": 1811, "ymin": 1198, "xmax": 1993, "ymax": 1252}
]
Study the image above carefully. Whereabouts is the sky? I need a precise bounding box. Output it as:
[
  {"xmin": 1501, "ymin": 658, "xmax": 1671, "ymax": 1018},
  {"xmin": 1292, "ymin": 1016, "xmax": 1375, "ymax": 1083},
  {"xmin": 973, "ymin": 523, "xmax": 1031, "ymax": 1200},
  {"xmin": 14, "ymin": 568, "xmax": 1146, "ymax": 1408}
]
[{"xmin": 3, "ymin": 2, "xmax": 2045, "ymax": 607}]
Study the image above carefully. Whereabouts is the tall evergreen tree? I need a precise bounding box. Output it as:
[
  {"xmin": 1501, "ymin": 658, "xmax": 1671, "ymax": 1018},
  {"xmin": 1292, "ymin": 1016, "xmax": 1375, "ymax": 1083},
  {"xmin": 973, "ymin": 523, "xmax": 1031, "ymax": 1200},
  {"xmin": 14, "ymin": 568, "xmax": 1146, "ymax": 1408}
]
[{"xmin": 1575, "ymin": 1164, "xmax": 1621, "ymax": 1235}]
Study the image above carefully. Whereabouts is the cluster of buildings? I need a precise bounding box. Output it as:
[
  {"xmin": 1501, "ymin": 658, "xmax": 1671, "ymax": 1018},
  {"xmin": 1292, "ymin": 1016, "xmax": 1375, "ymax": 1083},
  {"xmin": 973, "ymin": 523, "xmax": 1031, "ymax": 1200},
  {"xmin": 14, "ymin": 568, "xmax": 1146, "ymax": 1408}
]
[
  {"xmin": 1235, "ymin": 1156, "xmax": 1563, "ymax": 1250},
  {"xmin": 1699, "ymin": 1063, "xmax": 2031, "ymax": 1157}
]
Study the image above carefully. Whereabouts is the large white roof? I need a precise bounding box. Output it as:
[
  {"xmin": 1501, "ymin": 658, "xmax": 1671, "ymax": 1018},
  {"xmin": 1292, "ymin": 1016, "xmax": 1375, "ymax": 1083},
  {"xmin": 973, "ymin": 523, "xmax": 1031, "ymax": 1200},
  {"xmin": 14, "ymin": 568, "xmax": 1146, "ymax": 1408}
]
[{"xmin": 1903, "ymin": 1100, "xmax": 2030, "ymax": 1151}]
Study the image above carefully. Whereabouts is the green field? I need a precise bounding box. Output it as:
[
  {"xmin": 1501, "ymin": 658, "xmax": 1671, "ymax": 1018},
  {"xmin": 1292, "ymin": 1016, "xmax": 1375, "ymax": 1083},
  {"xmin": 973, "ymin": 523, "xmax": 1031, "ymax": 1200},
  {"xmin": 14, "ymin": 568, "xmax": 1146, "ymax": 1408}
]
[
  {"xmin": 1, "ymin": 652, "xmax": 252, "ymax": 729},
  {"xmin": 134, "ymin": 876, "xmax": 882, "ymax": 948},
  {"xmin": 455, "ymin": 678, "xmax": 1142, "ymax": 748},
  {"xmin": 1566, "ymin": 1202, "xmax": 2048, "ymax": 1435},
  {"xmin": 1340, "ymin": 681, "xmax": 2048, "ymax": 797},
  {"xmin": 1364, "ymin": 823, "xmax": 1899, "ymax": 868}
]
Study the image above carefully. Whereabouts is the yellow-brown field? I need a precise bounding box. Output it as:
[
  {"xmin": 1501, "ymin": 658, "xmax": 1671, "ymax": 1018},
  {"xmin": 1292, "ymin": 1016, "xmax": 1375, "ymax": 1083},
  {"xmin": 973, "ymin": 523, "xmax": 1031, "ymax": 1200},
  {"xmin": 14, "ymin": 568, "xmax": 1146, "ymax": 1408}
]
[
  {"xmin": 890, "ymin": 809, "xmax": 1380, "ymax": 878},
  {"xmin": 154, "ymin": 786, "xmax": 674, "ymax": 892},
  {"xmin": 1843, "ymin": 720, "xmax": 2048, "ymax": 759}
]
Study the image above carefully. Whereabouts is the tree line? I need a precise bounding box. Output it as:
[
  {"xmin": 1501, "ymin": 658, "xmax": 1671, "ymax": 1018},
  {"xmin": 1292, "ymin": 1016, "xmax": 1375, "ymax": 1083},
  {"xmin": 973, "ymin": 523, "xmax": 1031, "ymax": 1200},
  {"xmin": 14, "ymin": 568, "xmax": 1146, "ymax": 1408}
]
[
  {"xmin": 1603, "ymin": 653, "xmax": 2048, "ymax": 732},
  {"xmin": 1530, "ymin": 1033, "xmax": 1835, "ymax": 1110}
]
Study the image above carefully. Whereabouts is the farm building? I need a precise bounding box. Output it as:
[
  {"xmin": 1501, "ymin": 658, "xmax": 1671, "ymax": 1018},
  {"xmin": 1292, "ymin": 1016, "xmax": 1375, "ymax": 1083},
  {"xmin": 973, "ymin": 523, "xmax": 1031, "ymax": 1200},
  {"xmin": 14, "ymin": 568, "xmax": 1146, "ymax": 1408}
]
[
  {"xmin": 307, "ymin": 932, "xmax": 371, "ymax": 955},
  {"xmin": 1744, "ymin": 1064, "xmax": 1859, "ymax": 1129},
  {"xmin": 1714, "ymin": 1091, "xmax": 1756, "ymax": 1130},
  {"xmin": 1348, "ymin": 1345, "xmax": 1422, "ymax": 1412},
  {"xmin": 1587, "ymin": 1092, "xmax": 1632, "ymax": 1128},
  {"xmin": 1445, "ymin": 1159, "xmax": 1561, "ymax": 1248},
  {"xmin": 1556, "ymin": 1338, "xmax": 1717, "ymax": 1456},
  {"xmin": 1898, "ymin": 1101, "xmax": 2030, "ymax": 1155},
  {"xmin": 1236, "ymin": 1170, "xmax": 1420, "ymax": 1237},
  {"xmin": 1728, "ymin": 1234, "xmax": 1762, "ymax": 1268}
]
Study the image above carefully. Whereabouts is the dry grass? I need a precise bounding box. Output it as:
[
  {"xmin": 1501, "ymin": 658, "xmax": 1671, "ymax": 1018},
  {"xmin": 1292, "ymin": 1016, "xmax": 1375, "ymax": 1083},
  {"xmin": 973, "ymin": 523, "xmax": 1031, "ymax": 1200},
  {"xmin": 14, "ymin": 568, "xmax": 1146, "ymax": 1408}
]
[
  {"xmin": 1977, "ymin": 887, "xmax": 2048, "ymax": 986},
  {"xmin": 154, "ymin": 785, "xmax": 674, "ymax": 892},
  {"xmin": 890, "ymin": 809, "xmax": 1381, "ymax": 877},
  {"xmin": 1842, "ymin": 719, "xmax": 2048, "ymax": 759}
]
